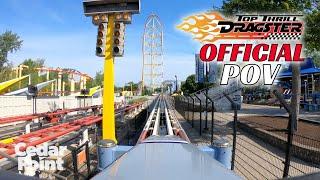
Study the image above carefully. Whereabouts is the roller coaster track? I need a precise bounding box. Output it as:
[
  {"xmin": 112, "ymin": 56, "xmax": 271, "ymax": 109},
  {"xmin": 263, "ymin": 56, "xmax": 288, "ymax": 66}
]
[{"xmin": 138, "ymin": 95, "xmax": 189, "ymax": 143}]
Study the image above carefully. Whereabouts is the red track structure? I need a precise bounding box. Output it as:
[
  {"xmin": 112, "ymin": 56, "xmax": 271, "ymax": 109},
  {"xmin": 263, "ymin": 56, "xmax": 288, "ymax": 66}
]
[
  {"xmin": 0, "ymin": 105, "xmax": 102, "ymax": 125},
  {"xmin": 0, "ymin": 115, "xmax": 38, "ymax": 125},
  {"xmin": 0, "ymin": 102, "xmax": 146, "ymax": 159},
  {"xmin": 0, "ymin": 116, "xmax": 102, "ymax": 159},
  {"xmin": 0, "ymin": 102, "xmax": 144, "ymax": 125}
]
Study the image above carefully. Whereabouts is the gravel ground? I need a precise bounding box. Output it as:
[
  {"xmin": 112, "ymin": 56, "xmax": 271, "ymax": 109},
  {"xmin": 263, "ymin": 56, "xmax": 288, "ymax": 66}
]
[
  {"xmin": 240, "ymin": 104, "xmax": 320, "ymax": 123},
  {"xmin": 239, "ymin": 116, "xmax": 320, "ymax": 149}
]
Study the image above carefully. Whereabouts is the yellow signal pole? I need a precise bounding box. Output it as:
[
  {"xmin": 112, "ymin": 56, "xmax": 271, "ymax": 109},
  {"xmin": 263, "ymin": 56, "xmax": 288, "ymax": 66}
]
[{"xmin": 102, "ymin": 14, "xmax": 117, "ymax": 143}]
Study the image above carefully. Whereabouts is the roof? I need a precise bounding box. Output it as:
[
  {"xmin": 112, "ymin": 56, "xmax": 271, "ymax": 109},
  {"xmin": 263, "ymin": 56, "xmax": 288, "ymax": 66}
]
[
  {"xmin": 93, "ymin": 139, "xmax": 240, "ymax": 180},
  {"xmin": 278, "ymin": 58, "xmax": 320, "ymax": 78}
]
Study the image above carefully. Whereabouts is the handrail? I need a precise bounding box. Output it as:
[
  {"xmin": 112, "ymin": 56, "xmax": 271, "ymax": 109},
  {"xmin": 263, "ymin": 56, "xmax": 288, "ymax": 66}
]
[{"xmin": 190, "ymin": 84, "xmax": 215, "ymax": 95}]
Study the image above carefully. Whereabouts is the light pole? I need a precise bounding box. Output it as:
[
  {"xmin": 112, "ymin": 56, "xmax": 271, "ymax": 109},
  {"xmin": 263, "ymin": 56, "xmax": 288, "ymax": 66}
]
[
  {"xmin": 175, "ymin": 75, "xmax": 178, "ymax": 93},
  {"xmin": 204, "ymin": 62, "xmax": 209, "ymax": 131}
]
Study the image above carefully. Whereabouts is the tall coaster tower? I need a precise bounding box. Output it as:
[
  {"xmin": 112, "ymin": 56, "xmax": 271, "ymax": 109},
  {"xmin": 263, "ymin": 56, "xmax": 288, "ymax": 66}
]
[{"xmin": 141, "ymin": 14, "xmax": 164, "ymax": 93}]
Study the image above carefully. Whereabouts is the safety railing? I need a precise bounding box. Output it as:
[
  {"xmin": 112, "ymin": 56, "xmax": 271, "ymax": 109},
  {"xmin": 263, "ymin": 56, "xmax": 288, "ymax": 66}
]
[{"xmin": 173, "ymin": 87, "xmax": 320, "ymax": 179}]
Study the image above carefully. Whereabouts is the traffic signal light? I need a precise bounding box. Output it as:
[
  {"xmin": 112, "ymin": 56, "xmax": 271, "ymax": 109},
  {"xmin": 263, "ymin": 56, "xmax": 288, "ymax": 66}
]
[
  {"xmin": 81, "ymin": 89, "xmax": 89, "ymax": 95},
  {"xmin": 96, "ymin": 23, "xmax": 107, "ymax": 57},
  {"xmin": 113, "ymin": 22, "xmax": 125, "ymax": 57},
  {"xmin": 27, "ymin": 85, "xmax": 38, "ymax": 97},
  {"xmin": 114, "ymin": 12, "xmax": 132, "ymax": 24},
  {"xmin": 92, "ymin": 14, "xmax": 108, "ymax": 25}
]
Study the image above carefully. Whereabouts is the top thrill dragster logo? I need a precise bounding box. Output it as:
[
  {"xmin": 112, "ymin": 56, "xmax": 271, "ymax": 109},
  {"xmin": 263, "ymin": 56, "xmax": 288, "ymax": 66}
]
[{"xmin": 177, "ymin": 12, "xmax": 305, "ymax": 85}]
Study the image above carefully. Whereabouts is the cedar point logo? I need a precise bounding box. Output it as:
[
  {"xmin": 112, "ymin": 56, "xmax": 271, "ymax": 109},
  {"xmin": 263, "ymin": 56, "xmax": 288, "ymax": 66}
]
[
  {"xmin": 15, "ymin": 143, "xmax": 66, "ymax": 176},
  {"xmin": 177, "ymin": 12, "xmax": 305, "ymax": 85}
]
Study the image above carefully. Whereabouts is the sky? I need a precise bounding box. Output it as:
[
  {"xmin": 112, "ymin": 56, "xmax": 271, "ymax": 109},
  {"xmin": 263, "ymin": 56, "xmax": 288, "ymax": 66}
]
[{"xmin": 0, "ymin": 0, "xmax": 222, "ymax": 86}]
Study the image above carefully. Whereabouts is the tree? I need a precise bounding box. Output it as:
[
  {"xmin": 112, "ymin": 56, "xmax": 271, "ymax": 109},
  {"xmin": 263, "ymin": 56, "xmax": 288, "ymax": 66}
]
[
  {"xmin": 305, "ymin": 49, "xmax": 320, "ymax": 67},
  {"xmin": 124, "ymin": 81, "xmax": 139, "ymax": 92},
  {"xmin": 221, "ymin": 0, "xmax": 314, "ymax": 15},
  {"xmin": 0, "ymin": 31, "xmax": 23, "ymax": 69},
  {"xmin": 142, "ymin": 88, "xmax": 152, "ymax": 96},
  {"xmin": 21, "ymin": 58, "xmax": 45, "ymax": 72},
  {"xmin": 0, "ymin": 63, "xmax": 13, "ymax": 82},
  {"xmin": 4, "ymin": 58, "xmax": 45, "ymax": 92},
  {"xmin": 87, "ymin": 71, "xmax": 103, "ymax": 87},
  {"xmin": 181, "ymin": 74, "xmax": 204, "ymax": 94},
  {"xmin": 21, "ymin": 58, "xmax": 45, "ymax": 84},
  {"xmin": 93, "ymin": 71, "xmax": 103, "ymax": 87},
  {"xmin": 304, "ymin": 8, "xmax": 320, "ymax": 51}
]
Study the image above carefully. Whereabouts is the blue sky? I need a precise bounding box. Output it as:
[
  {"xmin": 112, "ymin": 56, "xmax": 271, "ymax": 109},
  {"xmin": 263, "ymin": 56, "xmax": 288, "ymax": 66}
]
[{"xmin": 0, "ymin": 0, "xmax": 222, "ymax": 86}]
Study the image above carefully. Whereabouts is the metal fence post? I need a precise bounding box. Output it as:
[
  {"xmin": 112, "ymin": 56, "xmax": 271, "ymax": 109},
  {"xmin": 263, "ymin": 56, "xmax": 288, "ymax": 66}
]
[
  {"xmin": 187, "ymin": 96, "xmax": 190, "ymax": 122},
  {"xmin": 186, "ymin": 94, "xmax": 194, "ymax": 125},
  {"xmin": 272, "ymin": 90, "xmax": 295, "ymax": 178},
  {"xmin": 224, "ymin": 93, "xmax": 238, "ymax": 171},
  {"xmin": 183, "ymin": 96, "xmax": 188, "ymax": 119},
  {"xmin": 134, "ymin": 116, "xmax": 137, "ymax": 133},
  {"xmin": 231, "ymin": 105, "xmax": 237, "ymax": 170},
  {"xmin": 211, "ymin": 101, "xmax": 214, "ymax": 145},
  {"xmin": 194, "ymin": 93, "xmax": 202, "ymax": 136},
  {"xmin": 70, "ymin": 142, "xmax": 90, "ymax": 180},
  {"xmin": 283, "ymin": 115, "xmax": 294, "ymax": 177},
  {"xmin": 192, "ymin": 96, "xmax": 195, "ymax": 127},
  {"xmin": 200, "ymin": 100, "xmax": 202, "ymax": 136},
  {"xmin": 71, "ymin": 149, "xmax": 79, "ymax": 180},
  {"xmin": 85, "ymin": 142, "xmax": 91, "ymax": 176},
  {"xmin": 205, "ymin": 88, "xmax": 209, "ymax": 131},
  {"xmin": 203, "ymin": 93, "xmax": 215, "ymax": 144}
]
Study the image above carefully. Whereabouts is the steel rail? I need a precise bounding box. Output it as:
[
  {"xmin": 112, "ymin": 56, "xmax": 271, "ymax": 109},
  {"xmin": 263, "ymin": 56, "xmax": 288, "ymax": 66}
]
[
  {"xmin": 164, "ymin": 95, "xmax": 190, "ymax": 142},
  {"xmin": 143, "ymin": 98, "xmax": 160, "ymax": 131},
  {"xmin": 164, "ymin": 102, "xmax": 174, "ymax": 135},
  {"xmin": 152, "ymin": 107, "xmax": 161, "ymax": 136},
  {"xmin": 137, "ymin": 97, "xmax": 160, "ymax": 142},
  {"xmin": 139, "ymin": 95, "xmax": 190, "ymax": 142}
]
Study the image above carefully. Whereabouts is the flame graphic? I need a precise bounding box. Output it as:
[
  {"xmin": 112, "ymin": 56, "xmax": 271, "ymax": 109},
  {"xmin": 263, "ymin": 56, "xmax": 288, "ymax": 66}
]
[
  {"xmin": 177, "ymin": 12, "xmax": 223, "ymax": 43},
  {"xmin": 177, "ymin": 12, "xmax": 265, "ymax": 43}
]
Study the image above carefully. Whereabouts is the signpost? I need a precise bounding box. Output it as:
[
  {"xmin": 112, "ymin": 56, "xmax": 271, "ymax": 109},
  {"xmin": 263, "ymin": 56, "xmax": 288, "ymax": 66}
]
[
  {"xmin": 83, "ymin": 0, "xmax": 140, "ymax": 143},
  {"xmin": 103, "ymin": 14, "xmax": 116, "ymax": 142},
  {"xmin": 28, "ymin": 85, "xmax": 38, "ymax": 114}
]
